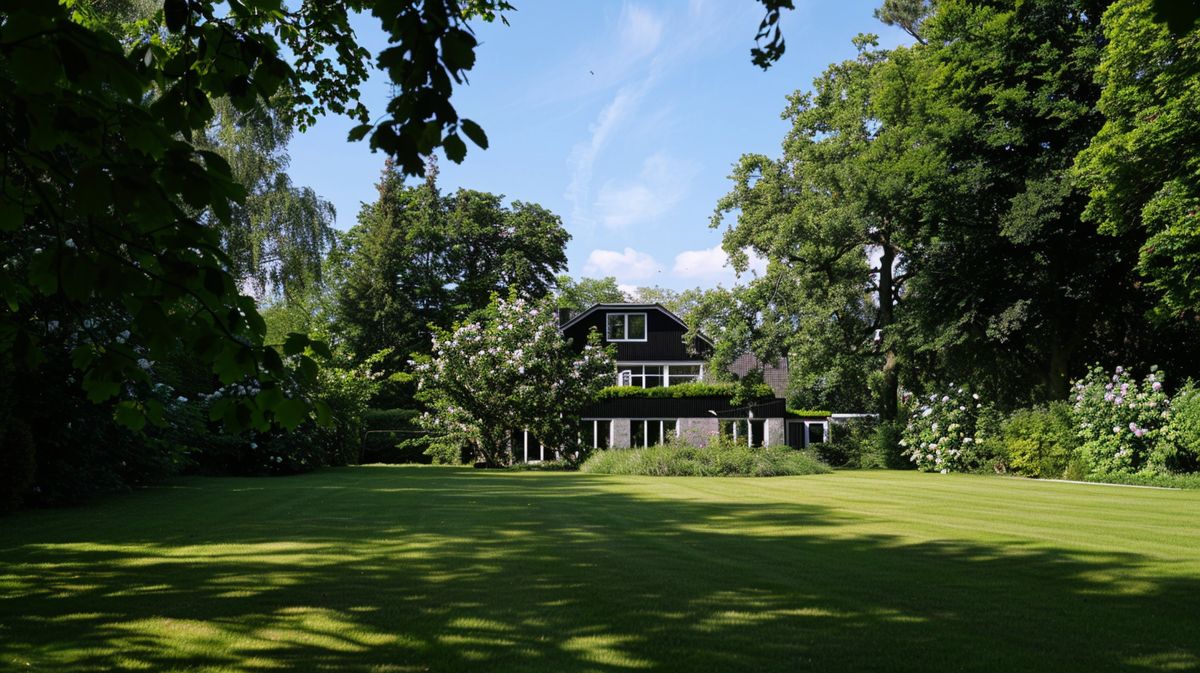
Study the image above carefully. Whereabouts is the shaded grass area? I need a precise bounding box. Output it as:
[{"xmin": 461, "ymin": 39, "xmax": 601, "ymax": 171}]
[{"xmin": 2, "ymin": 467, "xmax": 1199, "ymax": 672}]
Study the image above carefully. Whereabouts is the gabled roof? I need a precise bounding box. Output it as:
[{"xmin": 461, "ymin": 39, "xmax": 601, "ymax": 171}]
[{"xmin": 560, "ymin": 303, "xmax": 714, "ymax": 347}]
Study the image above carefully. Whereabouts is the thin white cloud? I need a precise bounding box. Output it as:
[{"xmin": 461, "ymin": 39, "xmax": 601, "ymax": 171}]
[
  {"xmin": 583, "ymin": 247, "xmax": 663, "ymax": 282},
  {"xmin": 593, "ymin": 153, "xmax": 696, "ymax": 229},
  {"xmin": 563, "ymin": 1, "xmax": 726, "ymax": 233},
  {"xmin": 672, "ymin": 245, "xmax": 767, "ymax": 282},
  {"xmin": 618, "ymin": 4, "xmax": 664, "ymax": 58},
  {"xmin": 565, "ymin": 85, "xmax": 646, "ymax": 228}
]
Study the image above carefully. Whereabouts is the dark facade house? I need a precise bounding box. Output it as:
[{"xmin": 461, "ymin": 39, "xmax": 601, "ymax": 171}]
[{"xmin": 511, "ymin": 303, "xmax": 830, "ymax": 462}]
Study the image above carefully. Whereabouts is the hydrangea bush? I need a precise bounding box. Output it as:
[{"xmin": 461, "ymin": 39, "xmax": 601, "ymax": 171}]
[
  {"xmin": 901, "ymin": 387, "xmax": 984, "ymax": 473},
  {"xmin": 1071, "ymin": 365, "xmax": 1171, "ymax": 475},
  {"xmin": 413, "ymin": 295, "xmax": 615, "ymax": 466}
]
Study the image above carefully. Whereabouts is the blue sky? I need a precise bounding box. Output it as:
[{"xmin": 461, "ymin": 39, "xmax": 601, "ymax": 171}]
[{"xmin": 287, "ymin": 0, "xmax": 910, "ymax": 292}]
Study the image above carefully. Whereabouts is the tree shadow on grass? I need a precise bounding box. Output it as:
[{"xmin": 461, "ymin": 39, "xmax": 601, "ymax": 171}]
[{"xmin": 1, "ymin": 467, "xmax": 1197, "ymax": 672}]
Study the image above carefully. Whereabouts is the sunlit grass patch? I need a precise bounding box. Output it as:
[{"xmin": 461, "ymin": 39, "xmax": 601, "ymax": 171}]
[{"xmin": 1, "ymin": 467, "xmax": 1198, "ymax": 672}]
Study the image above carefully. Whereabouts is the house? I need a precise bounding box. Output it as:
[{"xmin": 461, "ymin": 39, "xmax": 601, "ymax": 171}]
[{"xmin": 510, "ymin": 303, "xmax": 830, "ymax": 462}]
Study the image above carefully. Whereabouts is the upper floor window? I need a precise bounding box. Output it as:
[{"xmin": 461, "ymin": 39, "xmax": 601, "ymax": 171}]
[
  {"xmin": 606, "ymin": 313, "xmax": 647, "ymax": 341},
  {"xmin": 617, "ymin": 363, "xmax": 703, "ymax": 388}
]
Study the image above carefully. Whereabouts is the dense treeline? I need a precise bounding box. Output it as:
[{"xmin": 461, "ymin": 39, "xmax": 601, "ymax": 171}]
[
  {"xmin": 0, "ymin": 0, "xmax": 533, "ymax": 509},
  {"xmin": 701, "ymin": 0, "xmax": 1200, "ymax": 415},
  {"xmin": 698, "ymin": 0, "xmax": 1200, "ymax": 478},
  {"xmin": 3, "ymin": 0, "xmax": 1198, "ymax": 508}
]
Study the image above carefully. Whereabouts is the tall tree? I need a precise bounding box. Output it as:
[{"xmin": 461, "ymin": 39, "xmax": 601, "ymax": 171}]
[
  {"xmin": 1074, "ymin": 0, "xmax": 1200, "ymax": 318},
  {"xmin": 899, "ymin": 0, "xmax": 1179, "ymax": 405},
  {"xmin": 336, "ymin": 161, "xmax": 569, "ymax": 380},
  {"xmin": 196, "ymin": 98, "xmax": 337, "ymax": 301},
  {"xmin": 87, "ymin": 1, "xmax": 339, "ymax": 300},
  {"xmin": 711, "ymin": 36, "xmax": 928, "ymax": 420},
  {"xmin": 555, "ymin": 275, "xmax": 629, "ymax": 312},
  {"xmin": 630, "ymin": 286, "xmax": 710, "ymax": 320},
  {"xmin": 413, "ymin": 295, "xmax": 614, "ymax": 466}
]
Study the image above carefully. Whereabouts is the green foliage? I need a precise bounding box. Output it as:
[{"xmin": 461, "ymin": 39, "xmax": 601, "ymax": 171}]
[
  {"xmin": 413, "ymin": 295, "xmax": 615, "ymax": 466},
  {"xmin": 1081, "ymin": 471, "xmax": 1200, "ymax": 489},
  {"xmin": 707, "ymin": 36, "xmax": 916, "ymax": 420},
  {"xmin": 1071, "ymin": 365, "xmax": 1172, "ymax": 476},
  {"xmin": 1, "ymin": 1, "xmax": 338, "ymax": 436},
  {"xmin": 580, "ymin": 439, "xmax": 831, "ymax": 477},
  {"xmin": 596, "ymin": 382, "xmax": 775, "ymax": 401},
  {"xmin": 873, "ymin": 420, "xmax": 909, "ymax": 469},
  {"xmin": 1161, "ymin": 381, "xmax": 1200, "ymax": 473},
  {"xmin": 874, "ymin": 0, "xmax": 931, "ymax": 42},
  {"xmin": 896, "ymin": 0, "xmax": 1167, "ymax": 406},
  {"xmin": 901, "ymin": 387, "xmax": 988, "ymax": 473},
  {"xmin": 987, "ymin": 403, "xmax": 1079, "ymax": 479},
  {"xmin": 195, "ymin": 98, "xmax": 337, "ymax": 301},
  {"xmin": 630, "ymin": 286, "xmax": 709, "ymax": 320},
  {"xmin": 335, "ymin": 162, "xmax": 570, "ymax": 396},
  {"xmin": 818, "ymin": 416, "xmax": 885, "ymax": 468},
  {"xmin": 361, "ymin": 408, "xmax": 430, "ymax": 464},
  {"xmin": 711, "ymin": 0, "xmax": 1200, "ymax": 421},
  {"xmin": 786, "ymin": 408, "xmax": 833, "ymax": 417},
  {"xmin": 504, "ymin": 459, "xmax": 575, "ymax": 472},
  {"xmin": 554, "ymin": 275, "xmax": 628, "ymax": 312},
  {"xmin": 1075, "ymin": 0, "xmax": 1200, "ymax": 316}
]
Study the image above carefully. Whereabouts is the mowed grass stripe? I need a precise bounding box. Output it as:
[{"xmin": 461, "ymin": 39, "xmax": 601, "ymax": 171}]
[{"xmin": 2, "ymin": 466, "xmax": 1199, "ymax": 673}]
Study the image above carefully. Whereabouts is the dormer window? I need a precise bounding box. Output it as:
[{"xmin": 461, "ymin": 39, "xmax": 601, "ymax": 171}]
[{"xmin": 606, "ymin": 312, "xmax": 647, "ymax": 341}]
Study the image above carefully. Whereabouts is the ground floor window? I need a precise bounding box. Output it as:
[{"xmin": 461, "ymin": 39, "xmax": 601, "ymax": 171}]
[
  {"xmin": 786, "ymin": 420, "xmax": 829, "ymax": 449},
  {"xmin": 580, "ymin": 419, "xmax": 612, "ymax": 449},
  {"xmin": 807, "ymin": 422, "xmax": 825, "ymax": 445},
  {"xmin": 720, "ymin": 419, "xmax": 766, "ymax": 447},
  {"xmin": 630, "ymin": 419, "xmax": 678, "ymax": 447}
]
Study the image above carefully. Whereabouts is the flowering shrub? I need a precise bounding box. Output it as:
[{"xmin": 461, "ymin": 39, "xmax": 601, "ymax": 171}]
[
  {"xmin": 901, "ymin": 387, "xmax": 985, "ymax": 473},
  {"xmin": 1071, "ymin": 365, "xmax": 1171, "ymax": 475},
  {"xmin": 413, "ymin": 295, "xmax": 615, "ymax": 466},
  {"xmin": 1161, "ymin": 382, "xmax": 1200, "ymax": 473}
]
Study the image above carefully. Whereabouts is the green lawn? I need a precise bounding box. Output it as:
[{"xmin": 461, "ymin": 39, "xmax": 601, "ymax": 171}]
[{"xmin": 2, "ymin": 468, "xmax": 1199, "ymax": 672}]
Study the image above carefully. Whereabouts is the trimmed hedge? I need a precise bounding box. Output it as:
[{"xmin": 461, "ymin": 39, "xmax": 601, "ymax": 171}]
[
  {"xmin": 596, "ymin": 382, "xmax": 775, "ymax": 400},
  {"xmin": 1082, "ymin": 472, "xmax": 1200, "ymax": 489},
  {"xmin": 786, "ymin": 408, "xmax": 832, "ymax": 417},
  {"xmin": 580, "ymin": 440, "xmax": 831, "ymax": 477}
]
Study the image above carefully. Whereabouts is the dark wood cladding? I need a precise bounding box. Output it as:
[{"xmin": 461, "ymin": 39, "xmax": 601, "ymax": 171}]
[
  {"xmin": 584, "ymin": 396, "xmax": 786, "ymax": 419},
  {"xmin": 562, "ymin": 307, "xmax": 711, "ymax": 361}
]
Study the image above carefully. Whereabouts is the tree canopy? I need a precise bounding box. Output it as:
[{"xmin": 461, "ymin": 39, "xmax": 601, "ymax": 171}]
[
  {"xmin": 707, "ymin": 0, "xmax": 1200, "ymax": 425},
  {"xmin": 555, "ymin": 276, "xmax": 629, "ymax": 313},
  {"xmin": 413, "ymin": 295, "xmax": 614, "ymax": 466},
  {"xmin": 335, "ymin": 161, "xmax": 570, "ymax": 392}
]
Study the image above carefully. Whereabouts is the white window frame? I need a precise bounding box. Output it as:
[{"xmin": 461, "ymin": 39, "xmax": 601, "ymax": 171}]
[
  {"xmin": 786, "ymin": 420, "xmax": 830, "ymax": 448},
  {"xmin": 515, "ymin": 430, "xmax": 558, "ymax": 463},
  {"xmin": 606, "ymin": 313, "xmax": 648, "ymax": 342},
  {"xmin": 580, "ymin": 419, "xmax": 613, "ymax": 450},
  {"xmin": 720, "ymin": 417, "xmax": 768, "ymax": 447},
  {"xmin": 805, "ymin": 420, "xmax": 829, "ymax": 447},
  {"xmin": 614, "ymin": 362, "xmax": 706, "ymax": 388},
  {"xmin": 629, "ymin": 419, "xmax": 679, "ymax": 447}
]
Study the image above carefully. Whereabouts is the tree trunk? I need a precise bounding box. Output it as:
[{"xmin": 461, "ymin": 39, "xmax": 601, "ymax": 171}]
[
  {"xmin": 478, "ymin": 428, "xmax": 510, "ymax": 467},
  {"xmin": 878, "ymin": 242, "xmax": 899, "ymax": 422}
]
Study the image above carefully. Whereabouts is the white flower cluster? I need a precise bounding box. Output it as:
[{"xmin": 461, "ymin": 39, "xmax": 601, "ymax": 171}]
[{"xmin": 902, "ymin": 385, "xmax": 982, "ymax": 473}]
